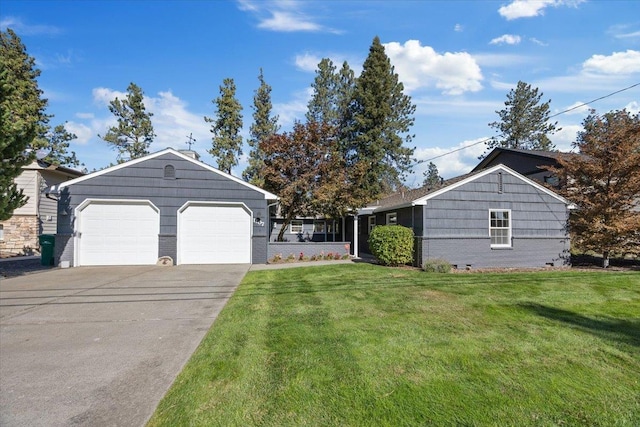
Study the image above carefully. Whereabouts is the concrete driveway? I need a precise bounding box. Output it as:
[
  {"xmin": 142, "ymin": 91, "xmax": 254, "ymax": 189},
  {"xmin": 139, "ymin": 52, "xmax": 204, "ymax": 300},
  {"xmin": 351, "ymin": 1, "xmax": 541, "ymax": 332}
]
[{"xmin": 0, "ymin": 264, "xmax": 249, "ymax": 427}]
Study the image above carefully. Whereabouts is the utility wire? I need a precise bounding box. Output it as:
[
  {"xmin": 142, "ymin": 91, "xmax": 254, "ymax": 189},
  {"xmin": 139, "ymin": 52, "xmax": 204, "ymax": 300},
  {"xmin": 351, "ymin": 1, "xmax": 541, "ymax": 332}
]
[{"xmin": 418, "ymin": 82, "xmax": 640, "ymax": 165}]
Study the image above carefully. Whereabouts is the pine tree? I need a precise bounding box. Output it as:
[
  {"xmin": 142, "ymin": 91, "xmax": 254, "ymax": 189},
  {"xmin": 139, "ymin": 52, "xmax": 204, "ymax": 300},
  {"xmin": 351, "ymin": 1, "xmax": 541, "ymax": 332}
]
[
  {"xmin": 485, "ymin": 81, "xmax": 559, "ymax": 156},
  {"xmin": 243, "ymin": 69, "xmax": 279, "ymax": 186},
  {"xmin": 0, "ymin": 29, "xmax": 49, "ymax": 220},
  {"xmin": 31, "ymin": 123, "xmax": 82, "ymax": 168},
  {"xmin": 100, "ymin": 82, "xmax": 155, "ymax": 163},
  {"xmin": 306, "ymin": 58, "xmax": 339, "ymax": 126},
  {"xmin": 206, "ymin": 78, "xmax": 243, "ymax": 174},
  {"xmin": 423, "ymin": 162, "xmax": 442, "ymax": 188},
  {"xmin": 346, "ymin": 36, "xmax": 416, "ymax": 202},
  {"xmin": 543, "ymin": 109, "xmax": 640, "ymax": 268}
]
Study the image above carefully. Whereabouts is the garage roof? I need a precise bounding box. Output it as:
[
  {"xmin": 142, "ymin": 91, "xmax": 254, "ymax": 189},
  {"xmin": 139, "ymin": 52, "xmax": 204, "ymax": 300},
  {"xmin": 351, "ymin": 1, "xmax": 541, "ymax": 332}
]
[{"xmin": 48, "ymin": 148, "xmax": 279, "ymax": 200}]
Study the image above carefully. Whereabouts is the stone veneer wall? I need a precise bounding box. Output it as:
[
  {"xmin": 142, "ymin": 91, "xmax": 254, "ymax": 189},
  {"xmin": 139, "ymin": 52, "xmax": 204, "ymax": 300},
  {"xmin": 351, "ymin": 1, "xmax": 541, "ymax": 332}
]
[{"xmin": 0, "ymin": 215, "xmax": 40, "ymax": 257}]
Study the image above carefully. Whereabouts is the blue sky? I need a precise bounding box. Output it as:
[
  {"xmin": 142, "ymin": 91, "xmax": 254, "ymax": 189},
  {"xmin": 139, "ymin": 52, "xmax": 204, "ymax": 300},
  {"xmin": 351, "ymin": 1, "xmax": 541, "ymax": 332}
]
[{"xmin": 2, "ymin": 0, "xmax": 639, "ymax": 183}]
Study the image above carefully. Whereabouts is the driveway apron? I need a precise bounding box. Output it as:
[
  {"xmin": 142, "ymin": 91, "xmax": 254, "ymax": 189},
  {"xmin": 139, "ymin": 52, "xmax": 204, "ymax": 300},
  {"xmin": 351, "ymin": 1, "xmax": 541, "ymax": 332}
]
[{"xmin": 0, "ymin": 264, "xmax": 249, "ymax": 427}]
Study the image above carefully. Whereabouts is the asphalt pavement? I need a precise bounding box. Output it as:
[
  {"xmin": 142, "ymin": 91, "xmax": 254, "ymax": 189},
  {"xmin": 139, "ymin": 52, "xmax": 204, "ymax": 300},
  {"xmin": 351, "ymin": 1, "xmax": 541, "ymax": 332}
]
[{"xmin": 0, "ymin": 264, "xmax": 249, "ymax": 427}]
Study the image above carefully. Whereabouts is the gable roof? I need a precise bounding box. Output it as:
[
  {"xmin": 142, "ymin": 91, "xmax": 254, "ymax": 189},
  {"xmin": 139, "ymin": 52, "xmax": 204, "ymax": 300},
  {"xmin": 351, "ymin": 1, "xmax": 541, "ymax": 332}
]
[
  {"xmin": 472, "ymin": 147, "xmax": 583, "ymax": 172},
  {"xmin": 362, "ymin": 164, "xmax": 572, "ymax": 213},
  {"xmin": 50, "ymin": 148, "xmax": 279, "ymax": 200}
]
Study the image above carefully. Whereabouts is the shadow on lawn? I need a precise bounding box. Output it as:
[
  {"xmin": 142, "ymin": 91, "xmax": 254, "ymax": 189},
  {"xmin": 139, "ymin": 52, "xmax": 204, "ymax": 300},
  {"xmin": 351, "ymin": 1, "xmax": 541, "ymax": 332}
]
[{"xmin": 518, "ymin": 303, "xmax": 640, "ymax": 348}]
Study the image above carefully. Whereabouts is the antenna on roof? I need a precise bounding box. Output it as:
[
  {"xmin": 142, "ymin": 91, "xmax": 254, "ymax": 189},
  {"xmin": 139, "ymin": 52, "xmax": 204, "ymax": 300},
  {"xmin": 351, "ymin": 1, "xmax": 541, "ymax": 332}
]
[{"xmin": 185, "ymin": 133, "xmax": 196, "ymax": 150}]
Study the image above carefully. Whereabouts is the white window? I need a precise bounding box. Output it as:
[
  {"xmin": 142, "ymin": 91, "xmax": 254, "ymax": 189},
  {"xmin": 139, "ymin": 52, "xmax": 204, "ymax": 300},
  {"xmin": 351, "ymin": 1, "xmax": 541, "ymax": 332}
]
[
  {"xmin": 290, "ymin": 220, "xmax": 303, "ymax": 234},
  {"xmin": 313, "ymin": 221, "xmax": 325, "ymax": 233},
  {"xmin": 386, "ymin": 212, "xmax": 397, "ymax": 225},
  {"xmin": 368, "ymin": 216, "xmax": 376, "ymax": 233},
  {"xmin": 489, "ymin": 210, "xmax": 511, "ymax": 247}
]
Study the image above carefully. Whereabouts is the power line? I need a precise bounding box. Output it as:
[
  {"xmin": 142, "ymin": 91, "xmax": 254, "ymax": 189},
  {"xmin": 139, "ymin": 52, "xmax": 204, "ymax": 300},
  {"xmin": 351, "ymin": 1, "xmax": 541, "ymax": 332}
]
[{"xmin": 418, "ymin": 82, "xmax": 640, "ymax": 165}]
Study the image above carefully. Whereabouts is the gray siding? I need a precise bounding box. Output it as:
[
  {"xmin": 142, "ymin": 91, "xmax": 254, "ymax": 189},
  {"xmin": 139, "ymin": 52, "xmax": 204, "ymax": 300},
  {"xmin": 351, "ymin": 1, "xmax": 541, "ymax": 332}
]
[
  {"xmin": 419, "ymin": 171, "xmax": 569, "ymax": 268},
  {"xmin": 57, "ymin": 153, "xmax": 272, "ymax": 265},
  {"xmin": 39, "ymin": 170, "xmax": 79, "ymax": 235},
  {"xmin": 420, "ymin": 237, "xmax": 570, "ymax": 268}
]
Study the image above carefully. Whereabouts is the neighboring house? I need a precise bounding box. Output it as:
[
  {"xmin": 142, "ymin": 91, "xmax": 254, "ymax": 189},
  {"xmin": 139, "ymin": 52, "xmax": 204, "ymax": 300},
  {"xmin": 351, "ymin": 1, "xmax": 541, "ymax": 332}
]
[
  {"xmin": 471, "ymin": 147, "xmax": 582, "ymax": 186},
  {"xmin": 48, "ymin": 148, "xmax": 278, "ymax": 267},
  {"xmin": 0, "ymin": 160, "xmax": 83, "ymax": 257},
  {"xmin": 356, "ymin": 164, "xmax": 574, "ymax": 269}
]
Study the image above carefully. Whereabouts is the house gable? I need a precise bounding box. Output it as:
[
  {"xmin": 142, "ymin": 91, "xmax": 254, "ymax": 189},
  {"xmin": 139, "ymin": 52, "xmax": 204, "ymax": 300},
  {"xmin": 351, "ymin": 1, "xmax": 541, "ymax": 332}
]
[{"xmin": 53, "ymin": 148, "xmax": 278, "ymax": 200}]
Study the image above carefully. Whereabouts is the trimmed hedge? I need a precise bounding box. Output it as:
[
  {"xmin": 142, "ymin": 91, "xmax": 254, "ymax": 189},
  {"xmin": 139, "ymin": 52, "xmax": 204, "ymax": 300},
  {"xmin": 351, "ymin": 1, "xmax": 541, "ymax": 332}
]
[{"xmin": 368, "ymin": 225, "xmax": 414, "ymax": 266}]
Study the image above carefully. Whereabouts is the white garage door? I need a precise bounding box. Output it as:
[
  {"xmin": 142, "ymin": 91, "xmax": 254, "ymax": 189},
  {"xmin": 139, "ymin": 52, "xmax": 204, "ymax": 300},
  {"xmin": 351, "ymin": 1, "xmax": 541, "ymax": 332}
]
[
  {"xmin": 178, "ymin": 203, "xmax": 251, "ymax": 264},
  {"xmin": 77, "ymin": 201, "xmax": 159, "ymax": 266}
]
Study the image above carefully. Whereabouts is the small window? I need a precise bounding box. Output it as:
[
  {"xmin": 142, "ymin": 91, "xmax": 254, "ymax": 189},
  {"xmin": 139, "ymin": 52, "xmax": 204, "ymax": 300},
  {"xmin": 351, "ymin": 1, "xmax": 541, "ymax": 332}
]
[
  {"xmin": 386, "ymin": 212, "xmax": 397, "ymax": 225},
  {"xmin": 489, "ymin": 210, "xmax": 511, "ymax": 248},
  {"xmin": 497, "ymin": 172, "xmax": 503, "ymax": 194},
  {"xmin": 313, "ymin": 221, "xmax": 325, "ymax": 233},
  {"xmin": 328, "ymin": 220, "xmax": 339, "ymax": 234},
  {"xmin": 290, "ymin": 220, "xmax": 303, "ymax": 234},
  {"xmin": 368, "ymin": 216, "xmax": 376, "ymax": 233},
  {"xmin": 164, "ymin": 164, "xmax": 175, "ymax": 179}
]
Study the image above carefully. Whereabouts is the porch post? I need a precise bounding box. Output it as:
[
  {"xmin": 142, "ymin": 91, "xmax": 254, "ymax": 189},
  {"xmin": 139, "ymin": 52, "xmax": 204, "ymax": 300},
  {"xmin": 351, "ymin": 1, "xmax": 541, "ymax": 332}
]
[{"xmin": 353, "ymin": 215, "xmax": 359, "ymax": 258}]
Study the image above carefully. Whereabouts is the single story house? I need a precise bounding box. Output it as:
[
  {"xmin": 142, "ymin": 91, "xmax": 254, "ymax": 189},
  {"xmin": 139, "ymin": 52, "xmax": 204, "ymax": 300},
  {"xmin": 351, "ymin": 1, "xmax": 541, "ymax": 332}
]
[
  {"xmin": 0, "ymin": 160, "xmax": 83, "ymax": 257},
  {"xmin": 48, "ymin": 148, "xmax": 278, "ymax": 267},
  {"xmin": 355, "ymin": 164, "xmax": 574, "ymax": 269}
]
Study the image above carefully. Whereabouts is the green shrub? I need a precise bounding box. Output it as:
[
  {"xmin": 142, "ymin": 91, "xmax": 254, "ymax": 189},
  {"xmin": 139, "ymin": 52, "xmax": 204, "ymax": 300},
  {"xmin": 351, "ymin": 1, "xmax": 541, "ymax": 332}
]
[
  {"xmin": 368, "ymin": 225, "xmax": 414, "ymax": 266},
  {"xmin": 423, "ymin": 258, "xmax": 452, "ymax": 273}
]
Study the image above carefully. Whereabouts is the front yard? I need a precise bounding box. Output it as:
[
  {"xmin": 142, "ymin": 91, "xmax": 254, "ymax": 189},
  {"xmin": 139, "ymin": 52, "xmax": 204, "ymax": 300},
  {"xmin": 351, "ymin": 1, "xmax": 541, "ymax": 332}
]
[{"xmin": 148, "ymin": 264, "xmax": 639, "ymax": 426}]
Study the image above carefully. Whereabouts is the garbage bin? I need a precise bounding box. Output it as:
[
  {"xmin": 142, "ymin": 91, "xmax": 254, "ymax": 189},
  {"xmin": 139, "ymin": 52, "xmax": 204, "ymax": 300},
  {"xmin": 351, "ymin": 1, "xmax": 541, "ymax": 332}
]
[{"xmin": 39, "ymin": 234, "xmax": 55, "ymax": 266}]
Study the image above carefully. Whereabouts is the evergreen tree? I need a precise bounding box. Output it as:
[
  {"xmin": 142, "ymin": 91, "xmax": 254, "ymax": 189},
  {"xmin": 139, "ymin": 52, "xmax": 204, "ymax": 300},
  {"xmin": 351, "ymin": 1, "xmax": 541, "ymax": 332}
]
[
  {"xmin": 306, "ymin": 58, "xmax": 339, "ymax": 126},
  {"xmin": 31, "ymin": 123, "xmax": 82, "ymax": 168},
  {"xmin": 100, "ymin": 82, "xmax": 155, "ymax": 163},
  {"xmin": 422, "ymin": 162, "xmax": 442, "ymax": 188},
  {"xmin": 243, "ymin": 69, "xmax": 279, "ymax": 186},
  {"xmin": 0, "ymin": 29, "xmax": 49, "ymax": 220},
  {"xmin": 543, "ymin": 109, "xmax": 640, "ymax": 268},
  {"xmin": 346, "ymin": 36, "xmax": 416, "ymax": 203},
  {"xmin": 485, "ymin": 81, "xmax": 558, "ymax": 156},
  {"xmin": 206, "ymin": 78, "xmax": 243, "ymax": 174}
]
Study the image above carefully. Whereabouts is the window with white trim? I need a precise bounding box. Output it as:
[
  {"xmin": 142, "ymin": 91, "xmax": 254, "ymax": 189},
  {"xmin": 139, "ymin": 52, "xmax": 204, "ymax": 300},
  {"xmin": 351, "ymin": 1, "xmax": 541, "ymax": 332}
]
[
  {"xmin": 489, "ymin": 210, "xmax": 511, "ymax": 247},
  {"xmin": 290, "ymin": 220, "xmax": 303, "ymax": 234},
  {"xmin": 368, "ymin": 216, "xmax": 376, "ymax": 233},
  {"xmin": 327, "ymin": 220, "xmax": 339, "ymax": 234},
  {"xmin": 313, "ymin": 220, "xmax": 325, "ymax": 233},
  {"xmin": 386, "ymin": 212, "xmax": 397, "ymax": 225}
]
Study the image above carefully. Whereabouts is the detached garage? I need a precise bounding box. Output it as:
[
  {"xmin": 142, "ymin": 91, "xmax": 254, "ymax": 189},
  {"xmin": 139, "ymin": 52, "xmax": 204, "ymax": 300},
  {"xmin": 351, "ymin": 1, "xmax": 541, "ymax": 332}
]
[{"xmin": 49, "ymin": 148, "xmax": 278, "ymax": 267}]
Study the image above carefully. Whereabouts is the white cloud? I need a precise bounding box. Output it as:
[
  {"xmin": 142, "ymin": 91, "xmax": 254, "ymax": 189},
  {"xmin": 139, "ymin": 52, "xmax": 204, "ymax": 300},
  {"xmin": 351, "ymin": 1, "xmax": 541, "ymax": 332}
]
[
  {"xmin": 65, "ymin": 121, "xmax": 93, "ymax": 145},
  {"xmin": 582, "ymin": 50, "xmax": 640, "ymax": 75},
  {"xmin": 489, "ymin": 34, "xmax": 522, "ymax": 45},
  {"xmin": 384, "ymin": 40, "xmax": 483, "ymax": 95},
  {"xmin": 498, "ymin": 0, "xmax": 584, "ymax": 20},
  {"xmin": 76, "ymin": 112, "xmax": 95, "ymax": 119},
  {"xmin": 529, "ymin": 37, "xmax": 548, "ymax": 46},
  {"xmin": 92, "ymin": 87, "xmax": 126, "ymax": 106},
  {"xmin": 625, "ymin": 101, "xmax": 639, "ymax": 114},
  {"xmin": 0, "ymin": 16, "xmax": 62, "ymax": 35},
  {"xmin": 238, "ymin": 0, "xmax": 338, "ymax": 33},
  {"xmin": 273, "ymin": 88, "xmax": 312, "ymax": 128},
  {"xmin": 295, "ymin": 53, "xmax": 323, "ymax": 72},
  {"xmin": 559, "ymin": 101, "xmax": 591, "ymax": 115},
  {"xmin": 412, "ymin": 137, "xmax": 489, "ymax": 180},
  {"xmin": 454, "ymin": 24, "xmax": 463, "ymax": 32},
  {"xmin": 551, "ymin": 124, "xmax": 582, "ymax": 152}
]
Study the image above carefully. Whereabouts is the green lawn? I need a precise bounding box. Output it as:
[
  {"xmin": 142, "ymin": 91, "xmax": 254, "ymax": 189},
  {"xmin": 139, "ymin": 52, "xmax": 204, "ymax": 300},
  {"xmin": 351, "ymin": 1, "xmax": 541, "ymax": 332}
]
[{"xmin": 148, "ymin": 264, "xmax": 640, "ymax": 427}]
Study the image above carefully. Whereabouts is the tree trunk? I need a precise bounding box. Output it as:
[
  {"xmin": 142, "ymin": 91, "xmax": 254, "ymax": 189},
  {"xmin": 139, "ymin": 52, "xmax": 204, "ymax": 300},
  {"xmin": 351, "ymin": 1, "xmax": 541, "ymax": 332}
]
[
  {"xmin": 602, "ymin": 251, "xmax": 610, "ymax": 268},
  {"xmin": 277, "ymin": 216, "xmax": 292, "ymax": 242}
]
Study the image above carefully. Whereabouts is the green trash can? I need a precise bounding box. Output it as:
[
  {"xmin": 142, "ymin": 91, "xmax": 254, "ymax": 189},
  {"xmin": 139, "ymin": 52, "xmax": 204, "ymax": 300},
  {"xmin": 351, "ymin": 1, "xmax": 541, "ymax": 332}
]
[{"xmin": 39, "ymin": 234, "xmax": 55, "ymax": 266}]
